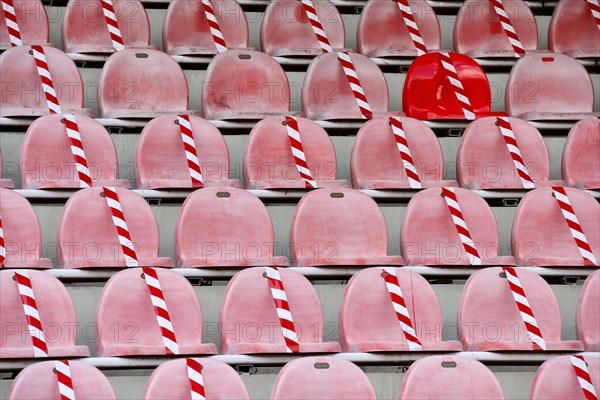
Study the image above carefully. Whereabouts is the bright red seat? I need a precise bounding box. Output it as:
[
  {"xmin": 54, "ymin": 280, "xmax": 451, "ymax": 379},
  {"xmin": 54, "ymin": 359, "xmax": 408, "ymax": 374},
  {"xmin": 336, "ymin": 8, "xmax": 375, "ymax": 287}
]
[
  {"xmin": 290, "ymin": 188, "xmax": 404, "ymax": 267},
  {"xmin": 0, "ymin": 148, "xmax": 14, "ymax": 188},
  {"xmin": 261, "ymin": 0, "xmax": 345, "ymax": 56},
  {"xmin": 163, "ymin": 0, "xmax": 249, "ymax": 56},
  {"xmin": 357, "ymin": 0, "xmax": 440, "ymax": 58},
  {"xmin": 271, "ymin": 357, "xmax": 377, "ymax": 400},
  {"xmin": 505, "ymin": 53, "xmax": 596, "ymax": 120},
  {"xmin": 351, "ymin": 116, "xmax": 457, "ymax": 189},
  {"xmin": 62, "ymin": 0, "xmax": 151, "ymax": 54},
  {"xmin": 244, "ymin": 116, "xmax": 349, "ymax": 189},
  {"xmin": 340, "ymin": 267, "xmax": 463, "ymax": 352},
  {"xmin": 136, "ymin": 115, "xmax": 238, "ymax": 189},
  {"xmin": 21, "ymin": 114, "xmax": 129, "ymax": 189},
  {"xmin": 142, "ymin": 358, "xmax": 250, "ymax": 399},
  {"xmin": 512, "ymin": 187, "xmax": 600, "ymax": 267},
  {"xmin": 98, "ymin": 49, "xmax": 188, "ymax": 118},
  {"xmin": 562, "ymin": 117, "xmax": 600, "ymax": 189},
  {"xmin": 0, "ymin": 270, "xmax": 90, "ymax": 358},
  {"xmin": 57, "ymin": 187, "xmax": 173, "ymax": 268},
  {"xmin": 398, "ymin": 356, "xmax": 505, "ymax": 399},
  {"xmin": 454, "ymin": 0, "xmax": 537, "ymax": 58},
  {"xmin": 220, "ymin": 267, "xmax": 341, "ymax": 354},
  {"xmin": 0, "ymin": 0, "xmax": 49, "ymax": 50},
  {"xmin": 530, "ymin": 356, "xmax": 600, "ymax": 400},
  {"xmin": 549, "ymin": 0, "xmax": 600, "ymax": 58},
  {"xmin": 459, "ymin": 267, "xmax": 584, "ymax": 351},
  {"xmin": 7, "ymin": 360, "xmax": 116, "ymax": 399},
  {"xmin": 96, "ymin": 267, "xmax": 217, "ymax": 357},
  {"xmin": 175, "ymin": 187, "xmax": 288, "ymax": 268},
  {"xmin": 577, "ymin": 270, "xmax": 600, "ymax": 351}
]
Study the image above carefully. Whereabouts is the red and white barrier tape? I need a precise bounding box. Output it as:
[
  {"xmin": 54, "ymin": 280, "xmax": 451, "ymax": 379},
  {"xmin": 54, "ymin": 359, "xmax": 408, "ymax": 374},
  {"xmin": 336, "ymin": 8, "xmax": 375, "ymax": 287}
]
[
  {"xmin": 201, "ymin": 0, "xmax": 227, "ymax": 53},
  {"xmin": 382, "ymin": 267, "xmax": 423, "ymax": 351},
  {"xmin": 300, "ymin": 0, "xmax": 333, "ymax": 53},
  {"xmin": 586, "ymin": 0, "xmax": 600, "ymax": 32},
  {"xmin": 31, "ymin": 45, "xmax": 62, "ymax": 115},
  {"xmin": 490, "ymin": 0, "xmax": 526, "ymax": 57},
  {"xmin": 100, "ymin": 0, "xmax": 125, "ymax": 51},
  {"xmin": 570, "ymin": 355, "xmax": 599, "ymax": 400},
  {"xmin": 389, "ymin": 116, "xmax": 422, "ymax": 189},
  {"xmin": 54, "ymin": 360, "xmax": 75, "ymax": 400},
  {"xmin": 64, "ymin": 114, "xmax": 93, "ymax": 188},
  {"xmin": 394, "ymin": 0, "xmax": 427, "ymax": 56},
  {"xmin": 496, "ymin": 116, "xmax": 535, "ymax": 189},
  {"xmin": 284, "ymin": 116, "xmax": 317, "ymax": 189},
  {"xmin": 552, "ymin": 187, "xmax": 598, "ymax": 266},
  {"xmin": 0, "ymin": 214, "xmax": 5, "ymax": 267},
  {"xmin": 142, "ymin": 267, "xmax": 179, "ymax": 355},
  {"xmin": 438, "ymin": 52, "xmax": 475, "ymax": 120},
  {"xmin": 441, "ymin": 187, "xmax": 482, "ymax": 265},
  {"xmin": 502, "ymin": 267, "xmax": 546, "ymax": 350},
  {"xmin": 1, "ymin": 0, "xmax": 22, "ymax": 46},
  {"xmin": 102, "ymin": 187, "xmax": 139, "ymax": 267},
  {"xmin": 14, "ymin": 270, "xmax": 49, "ymax": 357},
  {"xmin": 265, "ymin": 266, "xmax": 300, "ymax": 353},
  {"xmin": 337, "ymin": 52, "xmax": 373, "ymax": 119},
  {"xmin": 186, "ymin": 358, "xmax": 206, "ymax": 400},
  {"xmin": 177, "ymin": 115, "xmax": 204, "ymax": 188}
]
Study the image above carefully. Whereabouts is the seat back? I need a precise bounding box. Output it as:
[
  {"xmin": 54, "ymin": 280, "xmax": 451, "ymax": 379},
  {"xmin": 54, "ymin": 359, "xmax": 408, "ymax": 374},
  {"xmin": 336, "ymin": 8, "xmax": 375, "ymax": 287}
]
[
  {"xmin": 562, "ymin": 117, "xmax": 600, "ymax": 188},
  {"xmin": 549, "ymin": 0, "xmax": 600, "ymax": 54},
  {"xmin": 0, "ymin": 0, "xmax": 48, "ymax": 49},
  {"xmin": 577, "ymin": 270, "xmax": 599, "ymax": 350},
  {"xmin": 530, "ymin": 356, "xmax": 600, "ymax": 400}
]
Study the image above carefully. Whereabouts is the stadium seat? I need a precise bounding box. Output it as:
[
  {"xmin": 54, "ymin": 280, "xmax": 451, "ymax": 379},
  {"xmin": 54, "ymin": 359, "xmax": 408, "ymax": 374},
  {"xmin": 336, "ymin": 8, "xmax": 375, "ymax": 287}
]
[
  {"xmin": 57, "ymin": 187, "xmax": 173, "ymax": 268},
  {"xmin": 244, "ymin": 116, "xmax": 349, "ymax": 189},
  {"xmin": 96, "ymin": 267, "xmax": 217, "ymax": 357},
  {"xmin": 0, "ymin": 269, "xmax": 90, "ymax": 358},
  {"xmin": 271, "ymin": 357, "xmax": 377, "ymax": 400},
  {"xmin": 531, "ymin": 356, "xmax": 600, "ymax": 400},
  {"xmin": 136, "ymin": 115, "xmax": 238, "ymax": 189},
  {"xmin": 459, "ymin": 267, "xmax": 584, "ymax": 351},
  {"xmin": 457, "ymin": 116, "xmax": 563, "ymax": 189},
  {"xmin": 142, "ymin": 358, "xmax": 250, "ymax": 399},
  {"xmin": 505, "ymin": 53, "xmax": 597, "ymax": 120},
  {"xmin": 0, "ymin": 189, "xmax": 51, "ymax": 268},
  {"xmin": 0, "ymin": 46, "xmax": 91, "ymax": 117},
  {"xmin": 403, "ymin": 52, "xmax": 494, "ymax": 120},
  {"xmin": 454, "ymin": 0, "xmax": 538, "ymax": 58},
  {"xmin": 175, "ymin": 187, "xmax": 288, "ymax": 268},
  {"xmin": 0, "ymin": 148, "xmax": 14, "ymax": 188},
  {"xmin": 202, "ymin": 50, "xmax": 290, "ymax": 120},
  {"xmin": 163, "ymin": 0, "xmax": 249, "ymax": 56},
  {"xmin": 0, "ymin": 0, "xmax": 49, "ymax": 50},
  {"xmin": 351, "ymin": 116, "xmax": 457, "ymax": 189},
  {"xmin": 220, "ymin": 267, "xmax": 342, "ymax": 354},
  {"xmin": 21, "ymin": 114, "xmax": 130, "ymax": 189},
  {"xmin": 512, "ymin": 187, "xmax": 600, "ymax": 267},
  {"xmin": 290, "ymin": 188, "xmax": 404, "ymax": 267},
  {"xmin": 261, "ymin": 0, "xmax": 346, "ymax": 56},
  {"xmin": 6, "ymin": 360, "xmax": 116, "ymax": 399},
  {"xmin": 357, "ymin": 0, "xmax": 440, "ymax": 58},
  {"xmin": 302, "ymin": 52, "xmax": 390, "ymax": 120},
  {"xmin": 549, "ymin": 0, "xmax": 600, "ymax": 58},
  {"xmin": 562, "ymin": 117, "xmax": 600, "ymax": 189},
  {"xmin": 62, "ymin": 0, "xmax": 151, "ymax": 54},
  {"xmin": 577, "ymin": 270, "xmax": 600, "ymax": 351},
  {"xmin": 98, "ymin": 49, "xmax": 188, "ymax": 118},
  {"xmin": 340, "ymin": 267, "xmax": 463, "ymax": 352},
  {"xmin": 401, "ymin": 187, "xmax": 514, "ymax": 266},
  {"xmin": 398, "ymin": 356, "xmax": 505, "ymax": 399}
]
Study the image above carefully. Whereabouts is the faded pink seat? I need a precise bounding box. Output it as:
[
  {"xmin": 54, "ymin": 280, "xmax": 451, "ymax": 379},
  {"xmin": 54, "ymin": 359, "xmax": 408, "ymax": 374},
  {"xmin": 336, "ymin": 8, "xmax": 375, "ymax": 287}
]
[
  {"xmin": 562, "ymin": 117, "xmax": 600, "ymax": 189},
  {"xmin": 62, "ymin": 0, "xmax": 151, "ymax": 54},
  {"xmin": 398, "ymin": 356, "xmax": 505, "ymax": 399},
  {"xmin": 202, "ymin": 50, "xmax": 290, "ymax": 120},
  {"xmin": 0, "ymin": 270, "xmax": 90, "ymax": 358},
  {"xmin": 136, "ymin": 115, "xmax": 238, "ymax": 189},
  {"xmin": 454, "ymin": 0, "xmax": 537, "ymax": 58},
  {"xmin": 96, "ymin": 268, "xmax": 217, "ymax": 357},
  {"xmin": 459, "ymin": 267, "xmax": 584, "ymax": 351},
  {"xmin": 244, "ymin": 116, "xmax": 350, "ymax": 189},
  {"xmin": 261, "ymin": 0, "xmax": 346, "ymax": 57},
  {"xmin": 357, "ymin": 0, "xmax": 440, "ymax": 58},
  {"xmin": 21, "ymin": 114, "xmax": 129, "ymax": 189},
  {"xmin": 290, "ymin": 188, "xmax": 404, "ymax": 267},
  {"xmin": 351, "ymin": 116, "xmax": 457, "ymax": 189},
  {"xmin": 401, "ymin": 188, "xmax": 514, "ymax": 266},
  {"xmin": 0, "ymin": 189, "xmax": 51, "ymax": 268},
  {"xmin": 163, "ymin": 0, "xmax": 249, "ymax": 56},
  {"xmin": 340, "ymin": 268, "xmax": 463, "ymax": 352},
  {"xmin": 98, "ymin": 49, "xmax": 188, "ymax": 119},
  {"xmin": 57, "ymin": 187, "xmax": 173, "ymax": 268},
  {"xmin": 302, "ymin": 52, "xmax": 391, "ymax": 120},
  {"xmin": 530, "ymin": 356, "xmax": 600, "ymax": 400},
  {"xmin": 271, "ymin": 357, "xmax": 377, "ymax": 400},
  {"xmin": 0, "ymin": 148, "xmax": 14, "ymax": 188},
  {"xmin": 549, "ymin": 0, "xmax": 600, "ymax": 58},
  {"xmin": 505, "ymin": 53, "xmax": 597, "ymax": 120},
  {"xmin": 0, "ymin": 0, "xmax": 49, "ymax": 50},
  {"xmin": 0, "ymin": 46, "xmax": 91, "ymax": 117},
  {"xmin": 175, "ymin": 187, "xmax": 288, "ymax": 268},
  {"xmin": 220, "ymin": 267, "xmax": 342, "ymax": 354},
  {"xmin": 512, "ymin": 187, "xmax": 600, "ymax": 267},
  {"xmin": 577, "ymin": 270, "xmax": 600, "ymax": 351},
  {"xmin": 143, "ymin": 358, "xmax": 250, "ymax": 399},
  {"xmin": 457, "ymin": 116, "xmax": 563, "ymax": 189}
]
